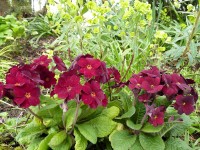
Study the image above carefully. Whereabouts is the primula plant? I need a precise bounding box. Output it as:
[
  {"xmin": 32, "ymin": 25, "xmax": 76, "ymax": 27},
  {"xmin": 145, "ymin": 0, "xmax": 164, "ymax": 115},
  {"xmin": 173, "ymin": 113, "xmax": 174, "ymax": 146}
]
[{"xmin": 0, "ymin": 53, "xmax": 198, "ymax": 150}]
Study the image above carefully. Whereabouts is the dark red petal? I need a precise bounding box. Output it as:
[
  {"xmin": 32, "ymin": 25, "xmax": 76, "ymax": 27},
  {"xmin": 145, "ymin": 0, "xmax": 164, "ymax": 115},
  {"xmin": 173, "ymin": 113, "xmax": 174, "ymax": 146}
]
[
  {"xmin": 82, "ymin": 94, "xmax": 93, "ymax": 104},
  {"xmin": 14, "ymin": 97, "xmax": 25, "ymax": 105},
  {"xmin": 182, "ymin": 104, "xmax": 194, "ymax": 115},
  {"xmin": 77, "ymin": 58, "xmax": 88, "ymax": 67},
  {"xmin": 82, "ymin": 84, "xmax": 92, "ymax": 94}
]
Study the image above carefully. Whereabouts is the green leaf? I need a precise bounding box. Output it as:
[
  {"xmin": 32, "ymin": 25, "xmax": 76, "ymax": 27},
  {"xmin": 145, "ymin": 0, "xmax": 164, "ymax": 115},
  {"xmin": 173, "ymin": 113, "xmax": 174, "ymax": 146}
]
[
  {"xmin": 76, "ymin": 123, "xmax": 97, "ymax": 144},
  {"xmin": 126, "ymin": 120, "xmax": 142, "ymax": 130},
  {"xmin": 65, "ymin": 108, "xmax": 82, "ymax": 131},
  {"xmin": 78, "ymin": 106, "xmax": 103, "ymax": 121},
  {"xmin": 141, "ymin": 123, "xmax": 164, "ymax": 133},
  {"xmin": 48, "ymin": 130, "xmax": 67, "ymax": 147},
  {"xmin": 139, "ymin": 133, "xmax": 165, "ymax": 150},
  {"xmin": 87, "ymin": 116, "xmax": 117, "ymax": 137},
  {"xmin": 165, "ymin": 137, "xmax": 192, "ymax": 150},
  {"xmin": 109, "ymin": 130, "xmax": 137, "ymax": 150},
  {"xmin": 154, "ymin": 96, "xmax": 171, "ymax": 107},
  {"xmin": 129, "ymin": 138, "xmax": 143, "ymax": 150},
  {"xmin": 81, "ymin": 6, "xmax": 88, "ymax": 15},
  {"xmin": 50, "ymin": 135, "xmax": 72, "ymax": 150},
  {"xmin": 169, "ymin": 115, "xmax": 192, "ymax": 137},
  {"xmin": 27, "ymin": 137, "xmax": 43, "ymax": 150},
  {"xmin": 100, "ymin": 106, "xmax": 120, "ymax": 119},
  {"xmin": 37, "ymin": 133, "xmax": 56, "ymax": 150},
  {"xmin": 74, "ymin": 128, "xmax": 87, "ymax": 150},
  {"xmin": 133, "ymin": 102, "xmax": 146, "ymax": 124},
  {"xmin": 16, "ymin": 122, "xmax": 46, "ymax": 144},
  {"xmin": 116, "ymin": 106, "xmax": 135, "ymax": 119}
]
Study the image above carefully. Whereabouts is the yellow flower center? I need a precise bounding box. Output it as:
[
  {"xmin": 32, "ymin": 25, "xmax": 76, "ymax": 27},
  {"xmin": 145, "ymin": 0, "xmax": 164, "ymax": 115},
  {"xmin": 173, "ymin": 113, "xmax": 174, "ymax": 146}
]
[
  {"xmin": 87, "ymin": 65, "xmax": 92, "ymax": 70},
  {"xmin": 91, "ymin": 92, "xmax": 96, "ymax": 97},
  {"xmin": 67, "ymin": 86, "xmax": 72, "ymax": 92},
  {"xmin": 182, "ymin": 102, "xmax": 186, "ymax": 105},
  {"xmin": 25, "ymin": 92, "xmax": 31, "ymax": 99},
  {"xmin": 154, "ymin": 115, "xmax": 158, "ymax": 119},
  {"xmin": 15, "ymin": 83, "xmax": 20, "ymax": 86}
]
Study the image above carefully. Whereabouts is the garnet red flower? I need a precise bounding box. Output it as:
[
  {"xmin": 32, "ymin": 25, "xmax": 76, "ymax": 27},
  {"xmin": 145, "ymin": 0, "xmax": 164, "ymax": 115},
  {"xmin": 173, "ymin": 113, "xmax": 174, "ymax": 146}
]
[
  {"xmin": 81, "ymin": 80, "xmax": 107, "ymax": 108},
  {"xmin": 162, "ymin": 74, "xmax": 178, "ymax": 97},
  {"xmin": 20, "ymin": 64, "xmax": 43, "ymax": 84},
  {"xmin": 33, "ymin": 55, "xmax": 52, "ymax": 68},
  {"xmin": 13, "ymin": 83, "xmax": 40, "ymax": 108},
  {"xmin": 129, "ymin": 74, "xmax": 144, "ymax": 90},
  {"xmin": 138, "ymin": 93, "xmax": 152, "ymax": 103},
  {"xmin": 171, "ymin": 73, "xmax": 191, "ymax": 92},
  {"xmin": 141, "ymin": 77, "xmax": 163, "ymax": 93},
  {"xmin": 148, "ymin": 106, "xmax": 166, "ymax": 126},
  {"xmin": 108, "ymin": 67, "xmax": 121, "ymax": 83},
  {"xmin": 34, "ymin": 65, "xmax": 56, "ymax": 88},
  {"xmin": 174, "ymin": 95, "xmax": 195, "ymax": 115},
  {"xmin": 53, "ymin": 56, "xmax": 67, "ymax": 72},
  {"xmin": 6, "ymin": 71, "xmax": 31, "ymax": 89},
  {"xmin": 77, "ymin": 57, "xmax": 102, "ymax": 78},
  {"xmin": 54, "ymin": 72, "xmax": 82, "ymax": 100},
  {"xmin": 95, "ymin": 62, "xmax": 109, "ymax": 83},
  {"xmin": 141, "ymin": 66, "xmax": 161, "ymax": 77},
  {"xmin": 69, "ymin": 54, "xmax": 93, "ymax": 71}
]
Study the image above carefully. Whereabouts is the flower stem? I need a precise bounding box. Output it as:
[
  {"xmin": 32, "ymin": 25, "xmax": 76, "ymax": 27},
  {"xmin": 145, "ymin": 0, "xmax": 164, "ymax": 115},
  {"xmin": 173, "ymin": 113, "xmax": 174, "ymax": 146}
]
[
  {"xmin": 121, "ymin": 52, "xmax": 134, "ymax": 81},
  {"xmin": 140, "ymin": 113, "xmax": 148, "ymax": 127},
  {"xmin": 69, "ymin": 96, "xmax": 80, "ymax": 134},
  {"xmin": 62, "ymin": 101, "xmax": 68, "ymax": 130},
  {"xmin": 27, "ymin": 108, "xmax": 45, "ymax": 126}
]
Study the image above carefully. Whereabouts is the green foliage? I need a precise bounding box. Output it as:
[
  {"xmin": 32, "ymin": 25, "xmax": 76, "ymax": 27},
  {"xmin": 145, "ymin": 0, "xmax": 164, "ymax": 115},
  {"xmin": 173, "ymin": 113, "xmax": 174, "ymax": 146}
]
[
  {"xmin": 141, "ymin": 123, "xmax": 164, "ymax": 133},
  {"xmin": 74, "ymin": 129, "xmax": 88, "ymax": 150},
  {"xmin": 139, "ymin": 133, "xmax": 165, "ymax": 150},
  {"xmin": 109, "ymin": 130, "xmax": 137, "ymax": 150},
  {"xmin": 165, "ymin": 137, "xmax": 192, "ymax": 150},
  {"xmin": 76, "ymin": 122, "xmax": 97, "ymax": 144},
  {"xmin": 0, "ymin": 15, "xmax": 26, "ymax": 46}
]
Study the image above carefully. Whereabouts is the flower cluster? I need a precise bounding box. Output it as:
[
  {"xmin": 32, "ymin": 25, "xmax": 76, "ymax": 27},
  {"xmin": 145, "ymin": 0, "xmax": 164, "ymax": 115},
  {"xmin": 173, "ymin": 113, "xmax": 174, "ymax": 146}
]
[
  {"xmin": 0, "ymin": 54, "xmax": 198, "ymax": 126},
  {"xmin": 1, "ymin": 54, "xmax": 120, "ymax": 109},
  {"xmin": 128, "ymin": 66, "xmax": 198, "ymax": 126},
  {"xmin": 2, "ymin": 55, "xmax": 56, "ymax": 108},
  {"xmin": 53, "ymin": 54, "xmax": 120, "ymax": 108}
]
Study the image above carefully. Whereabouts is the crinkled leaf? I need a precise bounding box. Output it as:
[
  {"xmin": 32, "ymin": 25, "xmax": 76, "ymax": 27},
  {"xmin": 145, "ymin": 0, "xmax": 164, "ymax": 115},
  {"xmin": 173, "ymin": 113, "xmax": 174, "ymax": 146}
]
[
  {"xmin": 100, "ymin": 106, "xmax": 120, "ymax": 119},
  {"xmin": 109, "ymin": 130, "xmax": 137, "ymax": 150},
  {"xmin": 65, "ymin": 108, "xmax": 82, "ymax": 131},
  {"xmin": 16, "ymin": 122, "xmax": 46, "ymax": 144},
  {"xmin": 87, "ymin": 116, "xmax": 117, "ymax": 137},
  {"xmin": 165, "ymin": 137, "xmax": 192, "ymax": 150},
  {"xmin": 48, "ymin": 130, "xmax": 67, "ymax": 147},
  {"xmin": 139, "ymin": 133, "xmax": 165, "ymax": 150},
  {"xmin": 116, "ymin": 106, "xmax": 135, "ymax": 119},
  {"xmin": 50, "ymin": 135, "xmax": 72, "ymax": 150},
  {"xmin": 37, "ymin": 133, "xmax": 56, "ymax": 150},
  {"xmin": 169, "ymin": 115, "xmax": 192, "ymax": 136},
  {"xmin": 126, "ymin": 119, "xmax": 142, "ymax": 130},
  {"xmin": 141, "ymin": 123, "xmax": 164, "ymax": 133},
  {"xmin": 27, "ymin": 137, "xmax": 43, "ymax": 150},
  {"xmin": 77, "ymin": 123, "xmax": 97, "ymax": 144},
  {"xmin": 129, "ymin": 138, "xmax": 144, "ymax": 150},
  {"xmin": 74, "ymin": 128, "xmax": 87, "ymax": 150}
]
